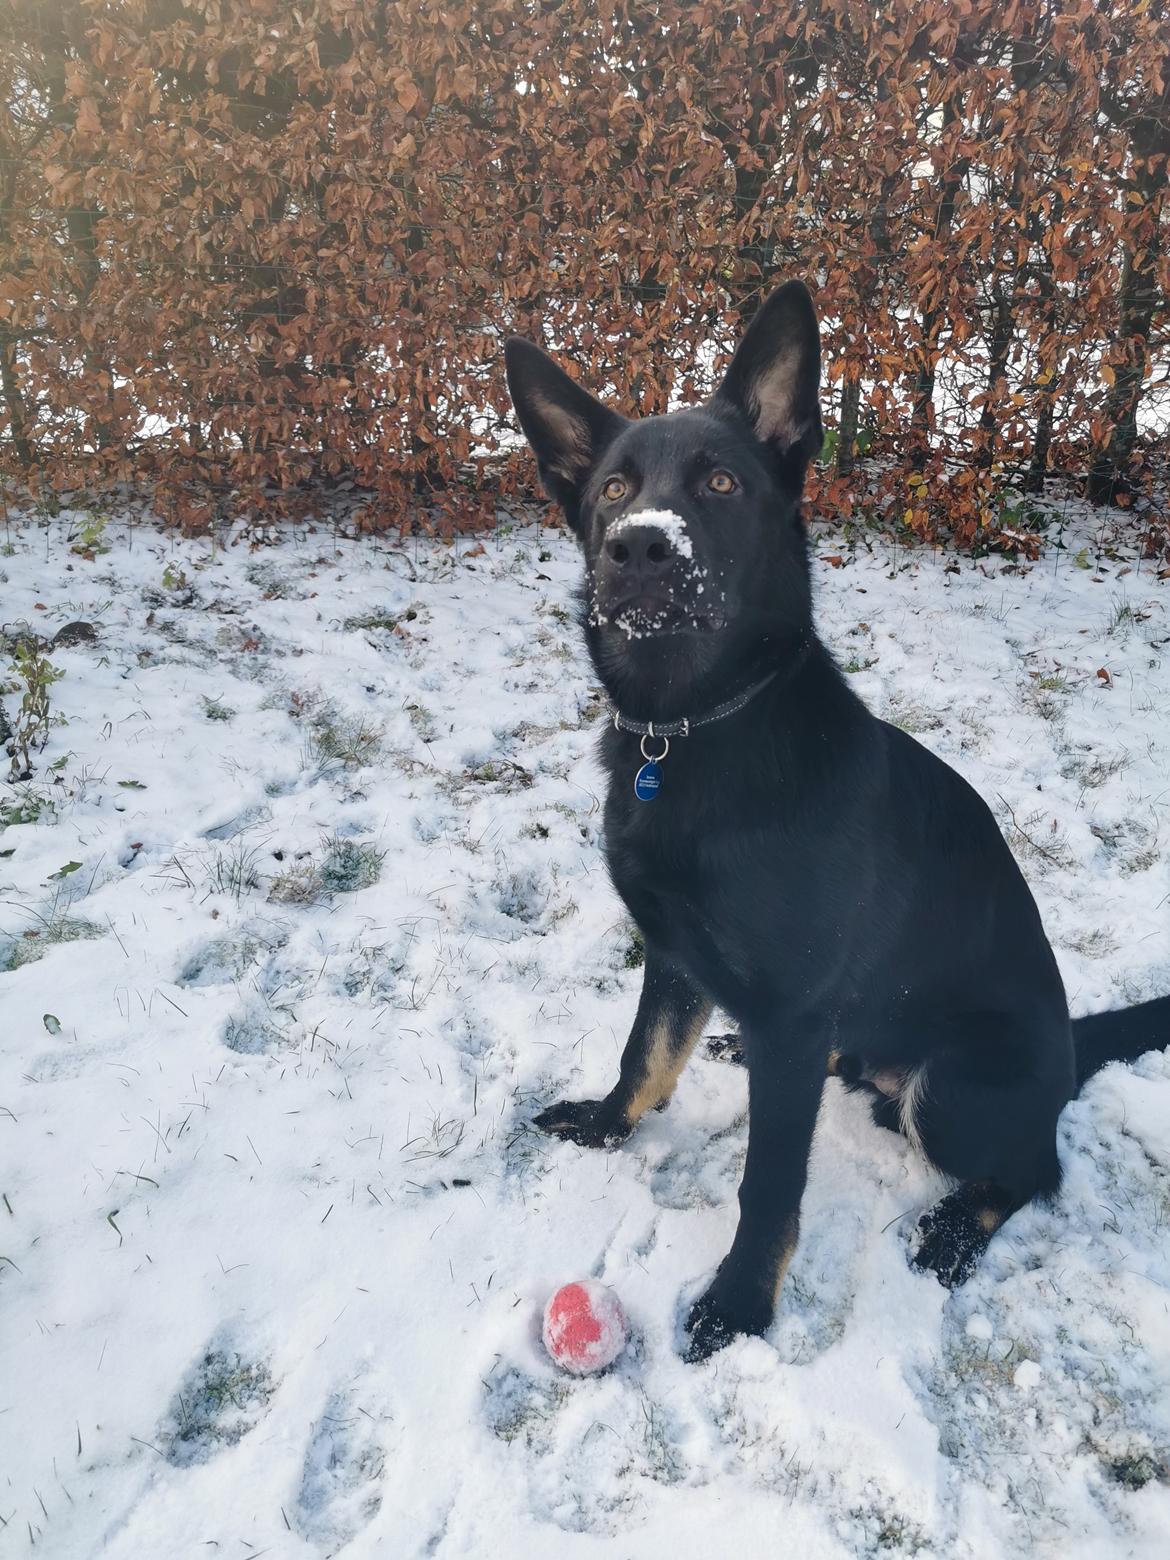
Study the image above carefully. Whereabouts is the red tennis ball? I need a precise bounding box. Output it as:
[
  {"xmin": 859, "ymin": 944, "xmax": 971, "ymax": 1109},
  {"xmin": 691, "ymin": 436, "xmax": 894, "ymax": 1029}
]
[{"xmin": 542, "ymin": 1280, "xmax": 628, "ymax": 1375}]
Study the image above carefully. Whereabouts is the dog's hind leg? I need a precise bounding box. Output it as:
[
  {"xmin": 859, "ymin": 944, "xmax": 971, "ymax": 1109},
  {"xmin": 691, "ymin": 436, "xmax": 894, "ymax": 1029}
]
[
  {"xmin": 906, "ymin": 1014, "xmax": 1071, "ymax": 1287},
  {"xmin": 533, "ymin": 947, "xmax": 711, "ymax": 1149}
]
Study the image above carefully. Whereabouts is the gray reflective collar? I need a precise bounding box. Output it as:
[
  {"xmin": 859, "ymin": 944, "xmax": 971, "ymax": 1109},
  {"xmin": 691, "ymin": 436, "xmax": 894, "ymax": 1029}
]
[{"xmin": 609, "ymin": 666, "xmax": 783, "ymax": 739}]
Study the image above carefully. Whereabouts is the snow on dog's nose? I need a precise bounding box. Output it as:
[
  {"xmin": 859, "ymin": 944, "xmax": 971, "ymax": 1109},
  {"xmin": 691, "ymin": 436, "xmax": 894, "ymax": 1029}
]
[
  {"xmin": 604, "ymin": 508, "xmax": 694, "ymax": 565},
  {"xmin": 593, "ymin": 508, "xmax": 722, "ymax": 638}
]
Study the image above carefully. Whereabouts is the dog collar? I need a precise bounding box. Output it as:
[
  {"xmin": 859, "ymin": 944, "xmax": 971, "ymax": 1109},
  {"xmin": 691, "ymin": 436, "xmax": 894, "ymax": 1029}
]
[
  {"xmin": 608, "ymin": 667, "xmax": 783, "ymax": 802},
  {"xmin": 608, "ymin": 667, "xmax": 782, "ymax": 739}
]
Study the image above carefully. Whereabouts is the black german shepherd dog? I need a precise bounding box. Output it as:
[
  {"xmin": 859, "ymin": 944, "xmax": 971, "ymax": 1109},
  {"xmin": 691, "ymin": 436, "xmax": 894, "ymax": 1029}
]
[{"xmin": 504, "ymin": 281, "xmax": 1169, "ymax": 1362}]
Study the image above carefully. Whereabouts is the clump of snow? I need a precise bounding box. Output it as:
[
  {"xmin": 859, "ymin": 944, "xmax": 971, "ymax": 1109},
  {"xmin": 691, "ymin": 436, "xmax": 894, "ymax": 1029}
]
[
  {"xmin": 0, "ymin": 510, "xmax": 1167, "ymax": 1554},
  {"xmin": 614, "ymin": 605, "xmax": 674, "ymax": 639},
  {"xmin": 608, "ymin": 508, "xmax": 695, "ymax": 559}
]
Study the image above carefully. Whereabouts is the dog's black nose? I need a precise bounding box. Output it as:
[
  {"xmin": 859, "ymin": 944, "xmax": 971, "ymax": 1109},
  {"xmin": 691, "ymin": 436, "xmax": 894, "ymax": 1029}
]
[{"xmin": 603, "ymin": 526, "xmax": 675, "ymax": 573}]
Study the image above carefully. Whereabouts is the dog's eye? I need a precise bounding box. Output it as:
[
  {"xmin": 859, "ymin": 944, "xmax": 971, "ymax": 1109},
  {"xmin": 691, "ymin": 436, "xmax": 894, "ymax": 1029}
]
[
  {"xmin": 708, "ymin": 470, "xmax": 737, "ymax": 494},
  {"xmin": 601, "ymin": 477, "xmax": 627, "ymax": 502}
]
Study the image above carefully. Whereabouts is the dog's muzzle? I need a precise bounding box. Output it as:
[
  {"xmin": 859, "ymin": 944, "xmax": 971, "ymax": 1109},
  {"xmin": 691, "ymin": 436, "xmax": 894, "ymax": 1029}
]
[{"xmin": 593, "ymin": 518, "xmax": 724, "ymax": 636}]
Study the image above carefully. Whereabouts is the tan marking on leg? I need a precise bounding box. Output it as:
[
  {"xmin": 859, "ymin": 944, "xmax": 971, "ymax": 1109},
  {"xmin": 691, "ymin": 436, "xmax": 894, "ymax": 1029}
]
[
  {"xmin": 771, "ymin": 1241, "xmax": 796, "ymax": 1302},
  {"xmin": 623, "ymin": 1006, "xmax": 711, "ymax": 1126},
  {"xmin": 897, "ymin": 1065, "xmax": 929, "ymax": 1161},
  {"xmin": 977, "ymin": 1204, "xmax": 1007, "ymax": 1235},
  {"xmin": 826, "ymin": 1049, "xmax": 842, "ymax": 1077},
  {"xmin": 770, "ymin": 1214, "xmax": 801, "ymax": 1301}
]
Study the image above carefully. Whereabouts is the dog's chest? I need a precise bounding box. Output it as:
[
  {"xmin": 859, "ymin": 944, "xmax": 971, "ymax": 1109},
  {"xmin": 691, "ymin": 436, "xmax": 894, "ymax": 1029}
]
[{"xmin": 602, "ymin": 793, "xmax": 763, "ymax": 999}]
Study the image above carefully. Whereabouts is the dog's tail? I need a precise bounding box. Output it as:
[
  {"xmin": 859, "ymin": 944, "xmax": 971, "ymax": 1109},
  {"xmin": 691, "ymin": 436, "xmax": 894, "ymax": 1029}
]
[{"xmin": 1073, "ymin": 995, "xmax": 1170, "ymax": 1088}]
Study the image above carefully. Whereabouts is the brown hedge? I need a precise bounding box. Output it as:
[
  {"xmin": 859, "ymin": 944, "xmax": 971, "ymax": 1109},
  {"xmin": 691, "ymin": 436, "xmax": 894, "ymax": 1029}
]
[{"xmin": 0, "ymin": 0, "xmax": 1166, "ymax": 545}]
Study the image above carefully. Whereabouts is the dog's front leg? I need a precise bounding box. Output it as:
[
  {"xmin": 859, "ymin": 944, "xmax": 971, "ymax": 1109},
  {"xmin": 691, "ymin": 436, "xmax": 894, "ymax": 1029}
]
[
  {"xmin": 534, "ymin": 947, "xmax": 712, "ymax": 1149},
  {"xmin": 685, "ymin": 1038, "xmax": 825, "ymax": 1361}
]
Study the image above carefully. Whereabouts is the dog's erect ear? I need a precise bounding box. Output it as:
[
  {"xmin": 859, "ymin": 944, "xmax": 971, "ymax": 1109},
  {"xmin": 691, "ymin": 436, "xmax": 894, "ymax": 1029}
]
[
  {"xmin": 711, "ymin": 280, "xmax": 822, "ymax": 469},
  {"xmin": 504, "ymin": 337, "xmax": 626, "ymax": 510}
]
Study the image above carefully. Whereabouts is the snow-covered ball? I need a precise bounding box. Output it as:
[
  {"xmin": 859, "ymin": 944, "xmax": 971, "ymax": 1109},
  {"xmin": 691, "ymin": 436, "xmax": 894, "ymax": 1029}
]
[{"xmin": 542, "ymin": 1280, "xmax": 628, "ymax": 1375}]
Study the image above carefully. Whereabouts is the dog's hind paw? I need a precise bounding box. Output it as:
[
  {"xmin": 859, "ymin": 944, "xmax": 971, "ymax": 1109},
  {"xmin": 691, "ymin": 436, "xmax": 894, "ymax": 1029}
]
[
  {"xmin": 533, "ymin": 1098, "xmax": 630, "ymax": 1149},
  {"xmin": 704, "ymin": 1032, "xmax": 746, "ymax": 1065},
  {"xmin": 910, "ymin": 1186, "xmax": 1000, "ymax": 1288}
]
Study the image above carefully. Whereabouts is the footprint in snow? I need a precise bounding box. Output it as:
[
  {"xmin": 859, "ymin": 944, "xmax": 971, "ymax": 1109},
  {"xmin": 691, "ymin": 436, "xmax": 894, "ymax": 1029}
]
[
  {"xmin": 160, "ymin": 1346, "xmax": 276, "ymax": 1468},
  {"xmin": 483, "ymin": 1364, "xmax": 684, "ymax": 1535},
  {"xmin": 770, "ymin": 1204, "xmax": 868, "ymax": 1362},
  {"xmin": 291, "ymin": 1388, "xmax": 389, "ymax": 1554},
  {"xmin": 646, "ymin": 1123, "xmax": 746, "ymax": 1212},
  {"xmin": 177, "ymin": 918, "xmax": 288, "ymax": 987},
  {"xmin": 222, "ymin": 1000, "xmax": 285, "ymax": 1055}
]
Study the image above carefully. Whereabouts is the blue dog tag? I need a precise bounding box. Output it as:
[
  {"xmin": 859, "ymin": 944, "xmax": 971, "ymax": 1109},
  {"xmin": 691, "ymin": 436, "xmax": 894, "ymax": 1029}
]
[{"xmin": 634, "ymin": 761, "xmax": 662, "ymax": 801}]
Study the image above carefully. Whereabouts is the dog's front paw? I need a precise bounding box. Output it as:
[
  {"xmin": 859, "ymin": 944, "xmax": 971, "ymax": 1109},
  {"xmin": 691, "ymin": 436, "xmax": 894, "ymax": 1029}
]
[
  {"xmin": 683, "ymin": 1279, "xmax": 771, "ymax": 1363},
  {"xmin": 533, "ymin": 1098, "xmax": 629, "ymax": 1149}
]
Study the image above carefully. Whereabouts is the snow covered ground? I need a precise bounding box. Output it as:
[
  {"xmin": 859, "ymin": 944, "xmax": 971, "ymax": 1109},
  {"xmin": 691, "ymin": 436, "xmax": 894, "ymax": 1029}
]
[{"xmin": 1, "ymin": 509, "xmax": 1168, "ymax": 1558}]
